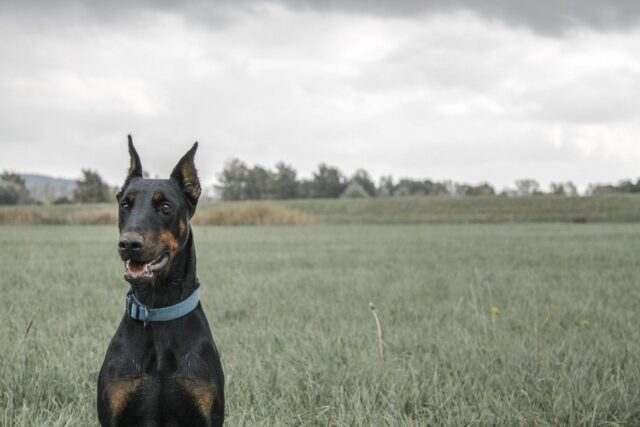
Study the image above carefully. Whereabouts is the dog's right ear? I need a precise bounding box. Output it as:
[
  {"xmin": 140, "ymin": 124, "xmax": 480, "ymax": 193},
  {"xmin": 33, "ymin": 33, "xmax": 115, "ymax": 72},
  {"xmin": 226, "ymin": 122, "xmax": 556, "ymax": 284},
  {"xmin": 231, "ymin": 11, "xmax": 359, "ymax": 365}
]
[{"xmin": 117, "ymin": 135, "xmax": 143, "ymax": 199}]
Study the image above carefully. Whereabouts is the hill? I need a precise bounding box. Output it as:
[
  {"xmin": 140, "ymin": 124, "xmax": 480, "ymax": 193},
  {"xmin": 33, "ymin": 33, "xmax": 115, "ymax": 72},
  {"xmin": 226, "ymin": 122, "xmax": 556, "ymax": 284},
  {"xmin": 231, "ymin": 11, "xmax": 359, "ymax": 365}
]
[{"xmin": 21, "ymin": 174, "xmax": 77, "ymax": 202}]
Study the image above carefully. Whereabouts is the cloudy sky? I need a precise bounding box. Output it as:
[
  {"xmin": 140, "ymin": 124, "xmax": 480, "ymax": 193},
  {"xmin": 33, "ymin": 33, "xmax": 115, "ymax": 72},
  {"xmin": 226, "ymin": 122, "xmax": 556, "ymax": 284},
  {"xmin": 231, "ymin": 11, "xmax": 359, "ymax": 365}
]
[{"xmin": 1, "ymin": 1, "xmax": 640, "ymax": 191}]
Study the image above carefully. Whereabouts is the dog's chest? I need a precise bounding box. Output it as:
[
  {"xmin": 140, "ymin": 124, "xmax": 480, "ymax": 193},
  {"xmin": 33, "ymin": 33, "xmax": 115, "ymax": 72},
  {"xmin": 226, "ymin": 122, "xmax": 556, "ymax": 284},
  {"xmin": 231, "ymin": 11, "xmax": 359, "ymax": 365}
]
[
  {"xmin": 124, "ymin": 375, "xmax": 215, "ymax": 425},
  {"xmin": 104, "ymin": 347, "xmax": 217, "ymax": 426}
]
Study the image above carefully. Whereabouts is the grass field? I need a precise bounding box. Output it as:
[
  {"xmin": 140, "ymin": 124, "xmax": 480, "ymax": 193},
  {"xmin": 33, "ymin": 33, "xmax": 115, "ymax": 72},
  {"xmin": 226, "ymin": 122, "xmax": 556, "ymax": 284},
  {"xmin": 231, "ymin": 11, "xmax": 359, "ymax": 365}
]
[
  {"xmin": 3, "ymin": 194, "xmax": 640, "ymax": 225},
  {"xmin": 1, "ymin": 224, "xmax": 640, "ymax": 426}
]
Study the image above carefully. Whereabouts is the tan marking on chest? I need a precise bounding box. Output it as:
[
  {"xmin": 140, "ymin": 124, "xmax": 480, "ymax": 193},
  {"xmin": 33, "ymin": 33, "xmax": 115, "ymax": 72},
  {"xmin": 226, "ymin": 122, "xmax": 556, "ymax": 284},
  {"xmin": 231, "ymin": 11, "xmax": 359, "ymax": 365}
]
[
  {"xmin": 178, "ymin": 379, "xmax": 216, "ymax": 416},
  {"xmin": 107, "ymin": 378, "xmax": 140, "ymax": 415}
]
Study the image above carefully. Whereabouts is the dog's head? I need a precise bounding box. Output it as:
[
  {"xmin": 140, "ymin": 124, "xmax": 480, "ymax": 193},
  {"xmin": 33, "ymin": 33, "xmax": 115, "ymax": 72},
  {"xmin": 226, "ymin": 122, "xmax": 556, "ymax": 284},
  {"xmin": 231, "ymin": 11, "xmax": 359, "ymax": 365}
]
[{"xmin": 116, "ymin": 135, "xmax": 201, "ymax": 286}]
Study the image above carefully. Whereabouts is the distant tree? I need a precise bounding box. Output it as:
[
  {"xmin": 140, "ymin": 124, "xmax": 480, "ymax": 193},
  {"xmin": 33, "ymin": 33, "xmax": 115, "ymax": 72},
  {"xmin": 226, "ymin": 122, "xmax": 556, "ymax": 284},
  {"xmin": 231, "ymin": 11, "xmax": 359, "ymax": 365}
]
[
  {"xmin": 457, "ymin": 183, "xmax": 495, "ymax": 196},
  {"xmin": 74, "ymin": 169, "xmax": 110, "ymax": 203},
  {"xmin": 245, "ymin": 166, "xmax": 272, "ymax": 200},
  {"xmin": 615, "ymin": 179, "xmax": 640, "ymax": 193},
  {"xmin": 468, "ymin": 183, "xmax": 495, "ymax": 196},
  {"xmin": 395, "ymin": 179, "xmax": 425, "ymax": 196},
  {"xmin": 392, "ymin": 179, "xmax": 449, "ymax": 196},
  {"xmin": 550, "ymin": 182, "xmax": 566, "ymax": 196},
  {"xmin": 564, "ymin": 181, "xmax": 578, "ymax": 196},
  {"xmin": 377, "ymin": 175, "xmax": 394, "ymax": 196},
  {"xmin": 427, "ymin": 181, "xmax": 449, "ymax": 196},
  {"xmin": 350, "ymin": 169, "xmax": 376, "ymax": 197},
  {"xmin": 341, "ymin": 181, "xmax": 370, "ymax": 198},
  {"xmin": 394, "ymin": 184, "xmax": 411, "ymax": 197},
  {"xmin": 0, "ymin": 170, "xmax": 32, "ymax": 204},
  {"xmin": 311, "ymin": 163, "xmax": 347, "ymax": 198},
  {"xmin": 1, "ymin": 171, "xmax": 25, "ymax": 187},
  {"xmin": 0, "ymin": 183, "xmax": 20, "ymax": 205},
  {"xmin": 272, "ymin": 162, "xmax": 299, "ymax": 199},
  {"xmin": 587, "ymin": 184, "xmax": 615, "ymax": 195},
  {"xmin": 297, "ymin": 179, "xmax": 314, "ymax": 199},
  {"xmin": 450, "ymin": 184, "xmax": 467, "ymax": 197},
  {"xmin": 588, "ymin": 179, "xmax": 640, "ymax": 195},
  {"xmin": 514, "ymin": 179, "xmax": 541, "ymax": 197},
  {"xmin": 550, "ymin": 181, "xmax": 578, "ymax": 196},
  {"xmin": 617, "ymin": 180, "xmax": 634, "ymax": 193},
  {"xmin": 217, "ymin": 158, "xmax": 249, "ymax": 201}
]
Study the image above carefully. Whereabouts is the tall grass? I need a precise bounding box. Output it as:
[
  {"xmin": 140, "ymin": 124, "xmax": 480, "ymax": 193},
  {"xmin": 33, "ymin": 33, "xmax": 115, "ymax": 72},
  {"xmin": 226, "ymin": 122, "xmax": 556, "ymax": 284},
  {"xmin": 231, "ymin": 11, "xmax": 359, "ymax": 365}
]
[{"xmin": 1, "ymin": 224, "xmax": 639, "ymax": 425}]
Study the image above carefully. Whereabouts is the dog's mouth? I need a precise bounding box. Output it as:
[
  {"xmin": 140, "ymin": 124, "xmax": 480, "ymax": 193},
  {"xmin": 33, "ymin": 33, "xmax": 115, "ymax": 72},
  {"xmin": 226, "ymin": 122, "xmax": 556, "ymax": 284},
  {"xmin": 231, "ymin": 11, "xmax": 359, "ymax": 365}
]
[{"xmin": 124, "ymin": 252, "xmax": 170, "ymax": 283}]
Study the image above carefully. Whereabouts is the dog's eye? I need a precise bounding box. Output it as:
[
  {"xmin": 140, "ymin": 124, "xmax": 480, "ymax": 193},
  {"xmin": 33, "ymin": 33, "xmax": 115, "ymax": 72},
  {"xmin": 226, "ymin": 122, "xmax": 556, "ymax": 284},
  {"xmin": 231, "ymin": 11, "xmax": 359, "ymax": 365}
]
[
  {"xmin": 120, "ymin": 201, "xmax": 129, "ymax": 210},
  {"xmin": 161, "ymin": 202, "xmax": 173, "ymax": 214}
]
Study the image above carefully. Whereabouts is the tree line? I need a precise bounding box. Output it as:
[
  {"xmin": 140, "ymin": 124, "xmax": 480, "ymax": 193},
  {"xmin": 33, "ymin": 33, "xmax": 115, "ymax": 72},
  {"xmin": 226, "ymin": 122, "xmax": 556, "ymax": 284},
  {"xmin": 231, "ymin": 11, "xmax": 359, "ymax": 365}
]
[
  {"xmin": 2, "ymin": 162, "xmax": 640, "ymax": 205},
  {"xmin": 214, "ymin": 159, "xmax": 633, "ymax": 200},
  {"xmin": 218, "ymin": 159, "xmax": 580, "ymax": 200}
]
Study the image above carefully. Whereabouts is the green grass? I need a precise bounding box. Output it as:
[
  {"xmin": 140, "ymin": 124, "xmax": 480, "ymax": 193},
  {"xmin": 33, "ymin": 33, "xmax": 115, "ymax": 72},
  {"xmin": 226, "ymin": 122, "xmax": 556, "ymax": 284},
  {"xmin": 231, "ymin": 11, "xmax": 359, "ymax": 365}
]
[
  {"xmin": 3, "ymin": 194, "xmax": 640, "ymax": 225},
  {"xmin": 1, "ymin": 224, "xmax": 640, "ymax": 425},
  {"xmin": 278, "ymin": 194, "xmax": 640, "ymax": 224}
]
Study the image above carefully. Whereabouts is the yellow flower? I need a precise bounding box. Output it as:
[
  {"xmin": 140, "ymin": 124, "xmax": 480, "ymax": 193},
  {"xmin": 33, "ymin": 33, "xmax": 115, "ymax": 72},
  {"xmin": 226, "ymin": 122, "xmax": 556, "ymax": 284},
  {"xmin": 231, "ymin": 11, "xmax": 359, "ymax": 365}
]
[
  {"xmin": 490, "ymin": 306, "xmax": 500, "ymax": 315},
  {"xmin": 581, "ymin": 319, "xmax": 590, "ymax": 326}
]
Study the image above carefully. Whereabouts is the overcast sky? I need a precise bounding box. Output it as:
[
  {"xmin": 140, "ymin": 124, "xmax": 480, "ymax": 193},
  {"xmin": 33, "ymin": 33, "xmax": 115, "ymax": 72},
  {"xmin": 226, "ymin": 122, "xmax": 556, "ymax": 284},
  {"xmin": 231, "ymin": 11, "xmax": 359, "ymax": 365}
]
[{"xmin": 1, "ymin": 0, "xmax": 640, "ymax": 191}]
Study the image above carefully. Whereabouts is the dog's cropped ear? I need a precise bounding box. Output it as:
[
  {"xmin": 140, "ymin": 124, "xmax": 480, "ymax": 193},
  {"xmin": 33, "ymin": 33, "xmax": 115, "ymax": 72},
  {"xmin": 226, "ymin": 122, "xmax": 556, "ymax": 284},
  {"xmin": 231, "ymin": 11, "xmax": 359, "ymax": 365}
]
[
  {"xmin": 117, "ymin": 135, "xmax": 143, "ymax": 199},
  {"xmin": 170, "ymin": 142, "xmax": 201, "ymax": 216}
]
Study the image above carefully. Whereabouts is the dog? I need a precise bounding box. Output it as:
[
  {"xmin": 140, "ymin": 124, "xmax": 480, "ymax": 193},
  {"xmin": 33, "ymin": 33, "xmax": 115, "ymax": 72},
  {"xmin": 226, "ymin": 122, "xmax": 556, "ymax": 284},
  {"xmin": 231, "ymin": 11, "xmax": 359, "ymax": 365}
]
[{"xmin": 97, "ymin": 136, "xmax": 224, "ymax": 427}]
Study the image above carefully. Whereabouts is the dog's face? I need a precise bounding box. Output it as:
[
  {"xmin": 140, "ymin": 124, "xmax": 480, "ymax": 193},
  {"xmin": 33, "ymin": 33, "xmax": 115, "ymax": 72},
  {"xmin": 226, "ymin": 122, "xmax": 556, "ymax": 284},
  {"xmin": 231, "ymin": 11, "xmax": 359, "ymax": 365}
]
[{"xmin": 116, "ymin": 136, "xmax": 201, "ymax": 285}]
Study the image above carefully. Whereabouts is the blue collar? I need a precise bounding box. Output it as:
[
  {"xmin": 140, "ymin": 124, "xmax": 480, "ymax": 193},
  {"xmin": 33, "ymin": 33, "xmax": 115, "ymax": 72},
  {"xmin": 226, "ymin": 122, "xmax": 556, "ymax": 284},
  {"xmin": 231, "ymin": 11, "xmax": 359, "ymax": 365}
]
[{"xmin": 127, "ymin": 288, "xmax": 200, "ymax": 323}]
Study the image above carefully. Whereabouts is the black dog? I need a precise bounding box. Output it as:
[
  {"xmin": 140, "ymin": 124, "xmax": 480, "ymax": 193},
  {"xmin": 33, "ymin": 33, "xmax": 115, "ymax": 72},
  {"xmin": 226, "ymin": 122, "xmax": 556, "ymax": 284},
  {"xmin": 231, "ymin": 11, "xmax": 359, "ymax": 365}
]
[{"xmin": 98, "ymin": 136, "xmax": 224, "ymax": 427}]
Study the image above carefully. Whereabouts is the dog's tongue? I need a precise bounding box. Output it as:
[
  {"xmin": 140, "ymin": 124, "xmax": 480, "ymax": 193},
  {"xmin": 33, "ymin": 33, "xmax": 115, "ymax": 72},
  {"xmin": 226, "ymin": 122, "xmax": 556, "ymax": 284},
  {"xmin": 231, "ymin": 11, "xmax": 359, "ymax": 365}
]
[{"xmin": 128, "ymin": 261, "xmax": 148, "ymax": 275}]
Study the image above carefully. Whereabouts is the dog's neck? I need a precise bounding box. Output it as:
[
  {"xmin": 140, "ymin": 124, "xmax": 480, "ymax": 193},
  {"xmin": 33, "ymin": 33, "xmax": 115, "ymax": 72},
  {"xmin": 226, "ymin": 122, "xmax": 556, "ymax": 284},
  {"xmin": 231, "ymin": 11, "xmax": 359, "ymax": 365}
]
[{"xmin": 129, "ymin": 233, "xmax": 199, "ymax": 308}]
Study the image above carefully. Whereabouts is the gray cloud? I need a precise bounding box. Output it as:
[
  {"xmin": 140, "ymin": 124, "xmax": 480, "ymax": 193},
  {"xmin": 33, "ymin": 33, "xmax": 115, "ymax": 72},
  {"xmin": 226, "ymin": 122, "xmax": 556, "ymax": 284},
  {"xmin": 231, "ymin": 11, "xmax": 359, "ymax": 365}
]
[
  {"xmin": 526, "ymin": 70, "xmax": 640, "ymax": 123},
  {"xmin": 1, "ymin": 1, "xmax": 640, "ymax": 191},
  {"xmin": 4, "ymin": 0, "xmax": 640, "ymax": 34},
  {"xmin": 284, "ymin": 0, "xmax": 640, "ymax": 34}
]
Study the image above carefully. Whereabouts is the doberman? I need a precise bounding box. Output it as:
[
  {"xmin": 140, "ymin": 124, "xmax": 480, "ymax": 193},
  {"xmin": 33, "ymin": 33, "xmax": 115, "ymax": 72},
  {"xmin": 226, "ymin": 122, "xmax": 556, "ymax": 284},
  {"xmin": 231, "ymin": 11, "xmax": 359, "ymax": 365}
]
[{"xmin": 98, "ymin": 136, "xmax": 224, "ymax": 427}]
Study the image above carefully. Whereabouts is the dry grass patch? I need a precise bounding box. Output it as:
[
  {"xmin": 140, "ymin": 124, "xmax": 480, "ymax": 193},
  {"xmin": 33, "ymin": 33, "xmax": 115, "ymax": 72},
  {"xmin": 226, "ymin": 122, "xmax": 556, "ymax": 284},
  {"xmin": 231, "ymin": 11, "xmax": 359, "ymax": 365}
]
[
  {"xmin": 0, "ymin": 207, "xmax": 47, "ymax": 224},
  {"xmin": 0, "ymin": 205, "xmax": 117, "ymax": 225},
  {"xmin": 193, "ymin": 203, "xmax": 313, "ymax": 226},
  {"xmin": 66, "ymin": 209, "xmax": 117, "ymax": 225}
]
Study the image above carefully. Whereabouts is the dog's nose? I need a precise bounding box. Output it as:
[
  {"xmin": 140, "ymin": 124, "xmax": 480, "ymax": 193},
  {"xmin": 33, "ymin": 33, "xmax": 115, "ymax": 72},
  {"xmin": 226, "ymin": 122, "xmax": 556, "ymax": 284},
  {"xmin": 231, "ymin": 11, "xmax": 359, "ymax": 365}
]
[{"xmin": 118, "ymin": 232, "xmax": 144, "ymax": 254}]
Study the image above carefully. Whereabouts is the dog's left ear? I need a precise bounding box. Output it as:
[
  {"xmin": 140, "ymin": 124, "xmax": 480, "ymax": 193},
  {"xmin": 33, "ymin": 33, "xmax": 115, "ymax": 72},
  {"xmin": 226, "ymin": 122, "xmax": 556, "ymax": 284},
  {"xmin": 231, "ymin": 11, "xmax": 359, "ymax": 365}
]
[{"xmin": 170, "ymin": 142, "xmax": 201, "ymax": 216}]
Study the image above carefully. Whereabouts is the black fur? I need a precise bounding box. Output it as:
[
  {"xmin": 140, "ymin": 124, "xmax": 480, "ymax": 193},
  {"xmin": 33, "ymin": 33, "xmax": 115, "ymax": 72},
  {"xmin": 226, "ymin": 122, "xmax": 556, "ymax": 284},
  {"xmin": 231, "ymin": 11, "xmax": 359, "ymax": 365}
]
[{"xmin": 97, "ymin": 136, "xmax": 224, "ymax": 427}]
